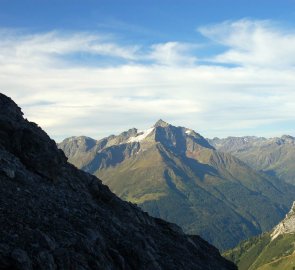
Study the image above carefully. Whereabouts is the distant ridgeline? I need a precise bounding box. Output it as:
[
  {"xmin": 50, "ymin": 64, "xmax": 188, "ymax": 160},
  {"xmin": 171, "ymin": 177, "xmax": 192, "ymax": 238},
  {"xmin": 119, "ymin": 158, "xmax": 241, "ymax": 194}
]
[
  {"xmin": 209, "ymin": 135, "xmax": 295, "ymax": 185},
  {"xmin": 224, "ymin": 201, "xmax": 295, "ymax": 270},
  {"xmin": 59, "ymin": 120, "xmax": 295, "ymax": 250}
]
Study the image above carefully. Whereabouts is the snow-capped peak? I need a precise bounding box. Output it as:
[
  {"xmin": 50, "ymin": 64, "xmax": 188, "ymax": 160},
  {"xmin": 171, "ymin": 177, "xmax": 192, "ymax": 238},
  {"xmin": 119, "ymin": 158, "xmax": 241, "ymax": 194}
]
[{"xmin": 128, "ymin": 127, "xmax": 155, "ymax": 143}]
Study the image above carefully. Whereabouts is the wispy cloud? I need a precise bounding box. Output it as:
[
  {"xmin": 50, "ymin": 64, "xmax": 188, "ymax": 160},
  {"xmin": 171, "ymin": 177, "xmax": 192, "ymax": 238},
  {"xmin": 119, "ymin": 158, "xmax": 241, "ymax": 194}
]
[
  {"xmin": 149, "ymin": 42, "xmax": 198, "ymax": 66},
  {"xmin": 0, "ymin": 30, "xmax": 140, "ymax": 68},
  {"xmin": 199, "ymin": 19, "xmax": 295, "ymax": 68},
  {"xmin": 1, "ymin": 20, "xmax": 295, "ymax": 141}
]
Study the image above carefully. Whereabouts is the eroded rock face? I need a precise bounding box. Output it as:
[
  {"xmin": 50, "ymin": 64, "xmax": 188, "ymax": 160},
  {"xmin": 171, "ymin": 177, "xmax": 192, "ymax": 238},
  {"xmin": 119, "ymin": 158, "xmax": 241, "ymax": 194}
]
[
  {"xmin": 0, "ymin": 93, "xmax": 236, "ymax": 269},
  {"xmin": 271, "ymin": 201, "xmax": 295, "ymax": 240}
]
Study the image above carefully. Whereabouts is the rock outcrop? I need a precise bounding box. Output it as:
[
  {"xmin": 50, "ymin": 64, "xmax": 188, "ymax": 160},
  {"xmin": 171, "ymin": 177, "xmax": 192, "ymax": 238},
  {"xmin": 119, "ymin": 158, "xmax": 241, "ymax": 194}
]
[
  {"xmin": 224, "ymin": 202, "xmax": 295, "ymax": 270},
  {"xmin": 271, "ymin": 201, "xmax": 295, "ymax": 240},
  {"xmin": 0, "ymin": 93, "xmax": 236, "ymax": 269}
]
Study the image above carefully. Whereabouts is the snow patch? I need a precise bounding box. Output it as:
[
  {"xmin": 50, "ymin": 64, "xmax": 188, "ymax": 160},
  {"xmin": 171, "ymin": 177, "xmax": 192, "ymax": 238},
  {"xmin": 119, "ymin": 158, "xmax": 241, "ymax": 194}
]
[
  {"xmin": 185, "ymin": 129, "xmax": 193, "ymax": 135},
  {"xmin": 128, "ymin": 127, "xmax": 154, "ymax": 143}
]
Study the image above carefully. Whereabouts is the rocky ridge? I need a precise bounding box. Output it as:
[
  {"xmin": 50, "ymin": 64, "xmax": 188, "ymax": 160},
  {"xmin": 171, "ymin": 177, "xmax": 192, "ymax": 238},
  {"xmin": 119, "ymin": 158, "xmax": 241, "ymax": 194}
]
[
  {"xmin": 271, "ymin": 201, "xmax": 295, "ymax": 240},
  {"xmin": 209, "ymin": 135, "xmax": 295, "ymax": 185},
  {"xmin": 0, "ymin": 93, "xmax": 236, "ymax": 269}
]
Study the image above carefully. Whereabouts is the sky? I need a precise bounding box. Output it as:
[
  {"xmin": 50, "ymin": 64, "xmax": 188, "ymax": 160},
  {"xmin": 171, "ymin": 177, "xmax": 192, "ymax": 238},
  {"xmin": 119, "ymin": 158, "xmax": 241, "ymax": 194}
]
[{"xmin": 1, "ymin": 0, "xmax": 295, "ymax": 141}]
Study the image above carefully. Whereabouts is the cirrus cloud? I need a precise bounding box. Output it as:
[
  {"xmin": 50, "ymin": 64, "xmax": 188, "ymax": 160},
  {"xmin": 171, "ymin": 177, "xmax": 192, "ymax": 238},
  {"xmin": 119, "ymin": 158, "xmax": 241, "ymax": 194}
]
[{"xmin": 199, "ymin": 19, "xmax": 295, "ymax": 68}]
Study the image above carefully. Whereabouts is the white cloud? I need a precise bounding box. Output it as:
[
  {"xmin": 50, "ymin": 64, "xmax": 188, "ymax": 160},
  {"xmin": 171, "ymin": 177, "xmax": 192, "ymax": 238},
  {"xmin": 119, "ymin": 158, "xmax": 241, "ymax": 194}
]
[
  {"xmin": 199, "ymin": 19, "xmax": 295, "ymax": 68},
  {"xmin": 0, "ymin": 30, "xmax": 140, "ymax": 69},
  {"xmin": 1, "ymin": 21, "xmax": 295, "ymax": 141},
  {"xmin": 149, "ymin": 42, "xmax": 197, "ymax": 66}
]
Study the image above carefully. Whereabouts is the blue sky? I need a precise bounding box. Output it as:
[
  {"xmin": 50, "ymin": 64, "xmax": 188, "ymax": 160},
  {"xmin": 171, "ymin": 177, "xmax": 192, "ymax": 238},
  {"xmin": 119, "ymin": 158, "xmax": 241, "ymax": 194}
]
[{"xmin": 1, "ymin": 0, "xmax": 295, "ymax": 141}]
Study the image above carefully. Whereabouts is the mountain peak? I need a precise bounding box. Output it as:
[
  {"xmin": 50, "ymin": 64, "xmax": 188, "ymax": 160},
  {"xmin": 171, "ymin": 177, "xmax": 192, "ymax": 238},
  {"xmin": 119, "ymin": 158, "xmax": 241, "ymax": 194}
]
[
  {"xmin": 271, "ymin": 201, "xmax": 295, "ymax": 240},
  {"xmin": 154, "ymin": 119, "xmax": 170, "ymax": 127},
  {"xmin": 281, "ymin": 135, "xmax": 295, "ymax": 143}
]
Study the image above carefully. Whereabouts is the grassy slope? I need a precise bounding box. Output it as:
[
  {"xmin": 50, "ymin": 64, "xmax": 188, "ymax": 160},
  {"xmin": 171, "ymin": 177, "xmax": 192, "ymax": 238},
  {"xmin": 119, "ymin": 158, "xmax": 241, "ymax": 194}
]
[
  {"xmin": 213, "ymin": 139, "xmax": 295, "ymax": 186},
  {"xmin": 235, "ymin": 145, "xmax": 295, "ymax": 185},
  {"xmin": 224, "ymin": 233, "xmax": 295, "ymax": 270},
  {"xmin": 257, "ymin": 253, "xmax": 295, "ymax": 270},
  {"xmin": 95, "ymin": 142, "xmax": 293, "ymax": 250}
]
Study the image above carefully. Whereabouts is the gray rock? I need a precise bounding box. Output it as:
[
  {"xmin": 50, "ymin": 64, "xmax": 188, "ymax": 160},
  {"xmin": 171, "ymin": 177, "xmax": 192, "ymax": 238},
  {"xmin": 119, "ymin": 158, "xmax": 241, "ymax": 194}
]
[
  {"xmin": 11, "ymin": 248, "xmax": 32, "ymax": 270},
  {"xmin": 36, "ymin": 251, "xmax": 56, "ymax": 270},
  {"xmin": 3, "ymin": 168, "xmax": 15, "ymax": 178}
]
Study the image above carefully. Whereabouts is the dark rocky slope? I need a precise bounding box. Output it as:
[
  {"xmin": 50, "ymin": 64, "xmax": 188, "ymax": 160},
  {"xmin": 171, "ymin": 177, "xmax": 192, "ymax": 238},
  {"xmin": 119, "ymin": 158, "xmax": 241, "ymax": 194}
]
[{"xmin": 0, "ymin": 93, "xmax": 236, "ymax": 270}]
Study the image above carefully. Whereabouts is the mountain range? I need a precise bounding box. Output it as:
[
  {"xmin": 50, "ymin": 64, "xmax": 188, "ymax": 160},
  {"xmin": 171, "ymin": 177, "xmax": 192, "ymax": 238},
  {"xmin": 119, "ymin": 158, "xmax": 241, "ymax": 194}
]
[
  {"xmin": 59, "ymin": 120, "xmax": 295, "ymax": 250},
  {"xmin": 0, "ymin": 94, "xmax": 236, "ymax": 269},
  {"xmin": 209, "ymin": 135, "xmax": 295, "ymax": 185},
  {"xmin": 224, "ymin": 201, "xmax": 295, "ymax": 270}
]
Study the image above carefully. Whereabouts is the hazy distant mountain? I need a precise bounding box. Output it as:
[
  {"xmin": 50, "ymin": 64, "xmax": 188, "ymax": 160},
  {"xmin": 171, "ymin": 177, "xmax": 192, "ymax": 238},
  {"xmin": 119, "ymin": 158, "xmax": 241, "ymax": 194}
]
[
  {"xmin": 224, "ymin": 202, "xmax": 295, "ymax": 270},
  {"xmin": 209, "ymin": 135, "xmax": 295, "ymax": 185},
  {"xmin": 59, "ymin": 120, "xmax": 295, "ymax": 250}
]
